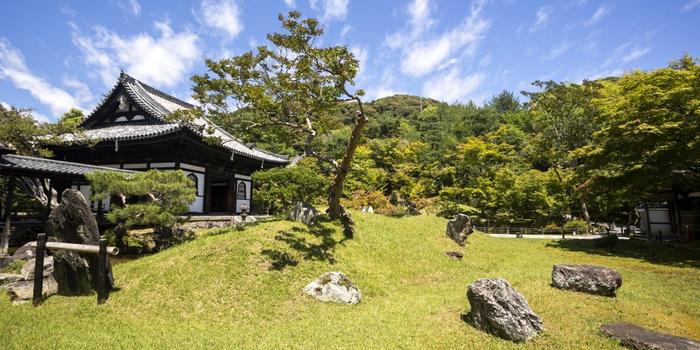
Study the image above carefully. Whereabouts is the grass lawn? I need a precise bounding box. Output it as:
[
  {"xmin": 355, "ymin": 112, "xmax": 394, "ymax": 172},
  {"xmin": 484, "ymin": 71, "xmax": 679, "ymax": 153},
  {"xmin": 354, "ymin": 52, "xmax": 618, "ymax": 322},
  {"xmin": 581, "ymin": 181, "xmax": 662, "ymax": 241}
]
[{"xmin": 1, "ymin": 213, "xmax": 699, "ymax": 349}]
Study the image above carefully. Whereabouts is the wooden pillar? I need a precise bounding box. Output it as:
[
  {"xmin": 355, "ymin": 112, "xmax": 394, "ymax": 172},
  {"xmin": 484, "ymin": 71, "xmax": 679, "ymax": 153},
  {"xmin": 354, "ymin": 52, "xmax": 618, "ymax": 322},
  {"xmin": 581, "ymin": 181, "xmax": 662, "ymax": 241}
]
[
  {"xmin": 203, "ymin": 173, "xmax": 211, "ymax": 213},
  {"xmin": 97, "ymin": 239, "xmax": 109, "ymax": 304},
  {"xmin": 672, "ymin": 191, "xmax": 682, "ymax": 239},
  {"xmin": 32, "ymin": 233, "xmax": 47, "ymax": 306},
  {"xmin": 1, "ymin": 176, "xmax": 16, "ymax": 256},
  {"xmin": 44, "ymin": 179, "xmax": 53, "ymax": 221}
]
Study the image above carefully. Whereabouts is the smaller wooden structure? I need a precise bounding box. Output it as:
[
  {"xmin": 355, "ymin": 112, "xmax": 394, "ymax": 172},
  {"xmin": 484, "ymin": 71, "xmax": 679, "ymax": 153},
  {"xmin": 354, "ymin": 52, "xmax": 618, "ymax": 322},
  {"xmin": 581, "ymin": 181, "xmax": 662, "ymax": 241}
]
[{"xmin": 30, "ymin": 233, "xmax": 119, "ymax": 305}]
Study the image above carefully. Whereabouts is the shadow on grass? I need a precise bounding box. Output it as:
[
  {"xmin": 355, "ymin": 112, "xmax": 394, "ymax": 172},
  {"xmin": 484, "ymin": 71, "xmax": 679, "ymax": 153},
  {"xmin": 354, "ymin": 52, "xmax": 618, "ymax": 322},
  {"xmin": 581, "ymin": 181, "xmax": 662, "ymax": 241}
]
[
  {"xmin": 545, "ymin": 239, "xmax": 700, "ymax": 269},
  {"xmin": 261, "ymin": 221, "xmax": 347, "ymax": 271}
]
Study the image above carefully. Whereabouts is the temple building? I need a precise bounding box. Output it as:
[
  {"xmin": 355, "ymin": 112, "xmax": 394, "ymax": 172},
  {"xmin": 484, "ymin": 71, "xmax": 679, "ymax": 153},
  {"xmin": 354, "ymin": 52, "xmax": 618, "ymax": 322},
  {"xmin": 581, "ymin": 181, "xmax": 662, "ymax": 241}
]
[{"xmin": 49, "ymin": 72, "xmax": 289, "ymax": 214}]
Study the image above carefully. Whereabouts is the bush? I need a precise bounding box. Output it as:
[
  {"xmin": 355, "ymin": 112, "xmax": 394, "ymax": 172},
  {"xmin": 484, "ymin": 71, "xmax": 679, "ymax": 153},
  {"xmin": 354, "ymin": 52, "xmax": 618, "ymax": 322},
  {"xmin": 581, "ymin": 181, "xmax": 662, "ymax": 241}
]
[
  {"xmin": 252, "ymin": 159, "xmax": 327, "ymax": 215},
  {"xmin": 594, "ymin": 234, "xmax": 619, "ymax": 251},
  {"xmin": 563, "ymin": 219, "xmax": 589, "ymax": 232}
]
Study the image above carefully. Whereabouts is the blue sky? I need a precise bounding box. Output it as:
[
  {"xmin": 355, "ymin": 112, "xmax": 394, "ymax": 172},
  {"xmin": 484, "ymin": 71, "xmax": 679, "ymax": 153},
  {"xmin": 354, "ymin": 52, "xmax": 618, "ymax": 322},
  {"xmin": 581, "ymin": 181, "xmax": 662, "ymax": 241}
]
[{"xmin": 0, "ymin": 0, "xmax": 698, "ymax": 122}]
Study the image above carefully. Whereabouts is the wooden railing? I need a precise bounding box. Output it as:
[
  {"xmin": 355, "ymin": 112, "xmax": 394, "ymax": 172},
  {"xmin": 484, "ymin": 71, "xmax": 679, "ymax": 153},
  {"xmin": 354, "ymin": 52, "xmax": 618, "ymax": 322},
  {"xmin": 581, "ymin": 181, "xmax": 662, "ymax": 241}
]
[{"xmin": 29, "ymin": 233, "xmax": 119, "ymax": 306}]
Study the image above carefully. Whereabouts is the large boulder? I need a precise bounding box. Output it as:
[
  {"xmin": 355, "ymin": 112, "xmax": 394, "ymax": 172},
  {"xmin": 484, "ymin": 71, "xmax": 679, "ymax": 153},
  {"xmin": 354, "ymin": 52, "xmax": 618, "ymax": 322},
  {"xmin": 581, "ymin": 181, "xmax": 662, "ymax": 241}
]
[
  {"xmin": 551, "ymin": 264, "xmax": 622, "ymax": 297},
  {"xmin": 466, "ymin": 278, "xmax": 543, "ymax": 342},
  {"xmin": 601, "ymin": 323, "xmax": 700, "ymax": 350},
  {"xmin": 5, "ymin": 276, "xmax": 58, "ymax": 304},
  {"xmin": 447, "ymin": 214, "xmax": 473, "ymax": 245},
  {"xmin": 11, "ymin": 242, "xmax": 37, "ymax": 261},
  {"xmin": 47, "ymin": 189, "xmax": 113, "ymax": 295},
  {"xmin": 290, "ymin": 202, "xmax": 319, "ymax": 226},
  {"xmin": 303, "ymin": 272, "xmax": 362, "ymax": 305},
  {"xmin": 48, "ymin": 189, "xmax": 100, "ymax": 244}
]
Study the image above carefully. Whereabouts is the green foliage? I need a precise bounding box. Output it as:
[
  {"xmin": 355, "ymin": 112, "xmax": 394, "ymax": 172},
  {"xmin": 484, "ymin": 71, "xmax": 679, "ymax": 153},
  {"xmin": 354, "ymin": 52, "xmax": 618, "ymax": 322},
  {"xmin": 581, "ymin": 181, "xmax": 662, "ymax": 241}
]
[
  {"xmin": 252, "ymin": 159, "xmax": 328, "ymax": 214},
  {"xmin": 580, "ymin": 58, "xmax": 700, "ymax": 202},
  {"xmin": 0, "ymin": 104, "xmax": 49, "ymax": 157},
  {"xmin": 563, "ymin": 219, "xmax": 589, "ymax": 231},
  {"xmin": 87, "ymin": 170, "xmax": 196, "ymax": 228}
]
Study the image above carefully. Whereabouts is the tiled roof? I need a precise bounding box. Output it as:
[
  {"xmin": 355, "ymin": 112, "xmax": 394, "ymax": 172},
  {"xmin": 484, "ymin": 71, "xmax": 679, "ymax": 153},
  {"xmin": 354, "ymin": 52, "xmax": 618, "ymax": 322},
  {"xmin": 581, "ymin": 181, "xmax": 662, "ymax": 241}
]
[
  {"xmin": 0, "ymin": 154, "xmax": 134, "ymax": 177},
  {"xmin": 80, "ymin": 72, "xmax": 288, "ymax": 164}
]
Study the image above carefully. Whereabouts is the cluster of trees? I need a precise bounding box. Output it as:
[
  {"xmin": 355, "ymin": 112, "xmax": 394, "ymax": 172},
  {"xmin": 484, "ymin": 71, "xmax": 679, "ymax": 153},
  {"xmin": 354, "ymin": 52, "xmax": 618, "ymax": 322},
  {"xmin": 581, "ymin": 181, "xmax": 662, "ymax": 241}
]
[{"xmin": 248, "ymin": 54, "xmax": 699, "ymax": 229}]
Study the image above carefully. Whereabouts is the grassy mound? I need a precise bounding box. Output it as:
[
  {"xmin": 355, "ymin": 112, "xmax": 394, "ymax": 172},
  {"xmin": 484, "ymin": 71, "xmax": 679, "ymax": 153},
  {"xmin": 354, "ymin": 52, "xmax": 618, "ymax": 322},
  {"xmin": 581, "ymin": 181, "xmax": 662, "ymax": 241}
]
[{"xmin": 1, "ymin": 213, "xmax": 699, "ymax": 349}]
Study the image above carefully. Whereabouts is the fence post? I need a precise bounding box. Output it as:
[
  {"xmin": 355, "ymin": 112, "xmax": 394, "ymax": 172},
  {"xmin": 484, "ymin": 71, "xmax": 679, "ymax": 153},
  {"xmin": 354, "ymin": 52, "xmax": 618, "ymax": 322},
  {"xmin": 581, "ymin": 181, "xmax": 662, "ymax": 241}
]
[
  {"xmin": 32, "ymin": 233, "xmax": 47, "ymax": 306},
  {"xmin": 97, "ymin": 239, "xmax": 109, "ymax": 304},
  {"xmin": 561, "ymin": 228, "xmax": 565, "ymax": 240}
]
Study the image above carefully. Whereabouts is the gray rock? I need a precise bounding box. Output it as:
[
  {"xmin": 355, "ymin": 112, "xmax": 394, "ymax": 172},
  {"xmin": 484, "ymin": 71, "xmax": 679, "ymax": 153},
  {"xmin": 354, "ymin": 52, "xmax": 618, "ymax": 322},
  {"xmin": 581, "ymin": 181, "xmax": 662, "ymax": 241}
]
[
  {"xmin": 289, "ymin": 202, "xmax": 318, "ymax": 226},
  {"xmin": 447, "ymin": 214, "xmax": 473, "ymax": 245},
  {"xmin": 601, "ymin": 323, "xmax": 700, "ymax": 350},
  {"xmin": 20, "ymin": 256, "xmax": 54, "ymax": 280},
  {"xmin": 551, "ymin": 264, "xmax": 622, "ymax": 297},
  {"xmin": 11, "ymin": 242, "xmax": 36, "ymax": 261},
  {"xmin": 48, "ymin": 189, "xmax": 100, "ymax": 244},
  {"xmin": 303, "ymin": 272, "xmax": 361, "ymax": 305},
  {"xmin": 47, "ymin": 189, "xmax": 113, "ymax": 295},
  {"xmin": 445, "ymin": 251, "xmax": 464, "ymax": 260},
  {"xmin": 466, "ymin": 278, "xmax": 543, "ymax": 342},
  {"xmin": 0, "ymin": 273, "xmax": 23, "ymax": 286},
  {"xmin": 6, "ymin": 276, "xmax": 58, "ymax": 304}
]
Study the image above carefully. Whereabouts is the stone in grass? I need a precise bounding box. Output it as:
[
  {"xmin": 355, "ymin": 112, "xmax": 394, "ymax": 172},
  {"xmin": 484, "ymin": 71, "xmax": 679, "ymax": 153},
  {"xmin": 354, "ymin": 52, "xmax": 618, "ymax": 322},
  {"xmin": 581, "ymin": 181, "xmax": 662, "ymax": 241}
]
[
  {"xmin": 466, "ymin": 278, "xmax": 543, "ymax": 343},
  {"xmin": 0, "ymin": 273, "xmax": 23, "ymax": 286},
  {"xmin": 601, "ymin": 323, "xmax": 700, "ymax": 350},
  {"xmin": 445, "ymin": 251, "xmax": 464, "ymax": 260},
  {"xmin": 20, "ymin": 256, "xmax": 54, "ymax": 280},
  {"xmin": 446, "ymin": 214, "xmax": 473, "ymax": 246},
  {"xmin": 303, "ymin": 272, "xmax": 361, "ymax": 305},
  {"xmin": 551, "ymin": 264, "xmax": 622, "ymax": 297},
  {"xmin": 5, "ymin": 276, "xmax": 58, "ymax": 304}
]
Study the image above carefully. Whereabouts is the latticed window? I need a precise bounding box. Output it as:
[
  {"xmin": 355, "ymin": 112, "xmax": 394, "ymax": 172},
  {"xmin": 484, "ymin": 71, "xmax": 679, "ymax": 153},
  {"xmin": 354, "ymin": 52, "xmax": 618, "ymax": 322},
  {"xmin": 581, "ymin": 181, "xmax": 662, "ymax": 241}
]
[{"xmin": 237, "ymin": 182, "xmax": 247, "ymax": 199}]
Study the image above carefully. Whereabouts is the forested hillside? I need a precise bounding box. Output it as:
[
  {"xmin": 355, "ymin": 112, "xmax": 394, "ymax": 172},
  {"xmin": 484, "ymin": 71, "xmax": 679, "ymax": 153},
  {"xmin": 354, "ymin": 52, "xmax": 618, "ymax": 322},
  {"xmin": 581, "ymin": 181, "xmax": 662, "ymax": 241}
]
[{"xmin": 239, "ymin": 55, "xmax": 700, "ymax": 229}]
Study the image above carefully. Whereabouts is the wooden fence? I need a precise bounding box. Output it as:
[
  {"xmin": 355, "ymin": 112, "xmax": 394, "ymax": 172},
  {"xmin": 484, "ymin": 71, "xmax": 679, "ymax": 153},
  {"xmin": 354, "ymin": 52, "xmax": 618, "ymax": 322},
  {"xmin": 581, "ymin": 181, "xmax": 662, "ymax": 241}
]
[{"xmin": 29, "ymin": 233, "xmax": 119, "ymax": 306}]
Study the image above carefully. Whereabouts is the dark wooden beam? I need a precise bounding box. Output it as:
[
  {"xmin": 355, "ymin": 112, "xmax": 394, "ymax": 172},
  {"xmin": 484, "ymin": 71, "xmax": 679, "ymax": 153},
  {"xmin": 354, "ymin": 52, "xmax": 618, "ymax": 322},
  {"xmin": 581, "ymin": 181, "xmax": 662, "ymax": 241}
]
[{"xmin": 1, "ymin": 176, "xmax": 16, "ymax": 256}]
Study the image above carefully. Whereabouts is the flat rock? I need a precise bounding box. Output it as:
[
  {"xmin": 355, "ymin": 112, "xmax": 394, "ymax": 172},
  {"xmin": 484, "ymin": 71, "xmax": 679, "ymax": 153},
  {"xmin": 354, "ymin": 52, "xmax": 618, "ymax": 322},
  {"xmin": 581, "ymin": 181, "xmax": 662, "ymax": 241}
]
[
  {"xmin": 466, "ymin": 278, "xmax": 543, "ymax": 342},
  {"xmin": 445, "ymin": 251, "xmax": 464, "ymax": 260},
  {"xmin": 552, "ymin": 264, "xmax": 622, "ymax": 297},
  {"xmin": 0, "ymin": 273, "xmax": 23, "ymax": 286},
  {"xmin": 303, "ymin": 271, "xmax": 361, "ymax": 305},
  {"xmin": 6, "ymin": 276, "xmax": 58, "ymax": 304},
  {"xmin": 11, "ymin": 242, "xmax": 36, "ymax": 261},
  {"xmin": 447, "ymin": 214, "xmax": 473, "ymax": 245},
  {"xmin": 601, "ymin": 323, "xmax": 700, "ymax": 350},
  {"xmin": 20, "ymin": 256, "xmax": 54, "ymax": 280}
]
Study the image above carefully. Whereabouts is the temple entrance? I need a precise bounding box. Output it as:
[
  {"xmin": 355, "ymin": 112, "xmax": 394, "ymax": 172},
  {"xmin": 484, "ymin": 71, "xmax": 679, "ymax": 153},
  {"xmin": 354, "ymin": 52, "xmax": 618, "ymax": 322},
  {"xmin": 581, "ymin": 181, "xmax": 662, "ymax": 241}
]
[{"xmin": 209, "ymin": 182, "xmax": 228, "ymax": 213}]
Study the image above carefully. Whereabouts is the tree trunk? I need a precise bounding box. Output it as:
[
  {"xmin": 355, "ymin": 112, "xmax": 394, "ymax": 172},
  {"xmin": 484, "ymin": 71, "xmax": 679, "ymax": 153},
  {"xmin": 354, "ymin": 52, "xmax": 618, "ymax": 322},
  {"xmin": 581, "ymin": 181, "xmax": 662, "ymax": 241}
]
[
  {"xmin": 327, "ymin": 113, "xmax": 369, "ymax": 219},
  {"xmin": 580, "ymin": 198, "xmax": 591, "ymax": 234}
]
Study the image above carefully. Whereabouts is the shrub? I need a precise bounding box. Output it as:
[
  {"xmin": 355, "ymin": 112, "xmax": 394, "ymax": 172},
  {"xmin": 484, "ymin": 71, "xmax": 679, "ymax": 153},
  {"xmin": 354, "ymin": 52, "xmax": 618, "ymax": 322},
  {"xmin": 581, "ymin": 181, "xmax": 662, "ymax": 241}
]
[
  {"xmin": 252, "ymin": 159, "xmax": 327, "ymax": 215},
  {"xmin": 563, "ymin": 219, "xmax": 589, "ymax": 232}
]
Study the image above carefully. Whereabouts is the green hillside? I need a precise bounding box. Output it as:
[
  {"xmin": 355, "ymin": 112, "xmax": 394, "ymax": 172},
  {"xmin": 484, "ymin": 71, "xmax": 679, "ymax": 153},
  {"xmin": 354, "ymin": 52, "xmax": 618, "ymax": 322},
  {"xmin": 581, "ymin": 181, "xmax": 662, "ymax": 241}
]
[{"xmin": 1, "ymin": 213, "xmax": 699, "ymax": 349}]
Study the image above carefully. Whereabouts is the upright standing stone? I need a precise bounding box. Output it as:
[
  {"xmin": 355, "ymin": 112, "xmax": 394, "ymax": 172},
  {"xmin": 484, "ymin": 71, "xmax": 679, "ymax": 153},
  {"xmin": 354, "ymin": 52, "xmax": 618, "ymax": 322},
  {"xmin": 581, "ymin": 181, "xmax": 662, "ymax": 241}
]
[
  {"xmin": 289, "ymin": 202, "xmax": 318, "ymax": 226},
  {"xmin": 47, "ymin": 189, "xmax": 113, "ymax": 295},
  {"xmin": 447, "ymin": 214, "xmax": 473, "ymax": 245},
  {"xmin": 466, "ymin": 278, "xmax": 543, "ymax": 342}
]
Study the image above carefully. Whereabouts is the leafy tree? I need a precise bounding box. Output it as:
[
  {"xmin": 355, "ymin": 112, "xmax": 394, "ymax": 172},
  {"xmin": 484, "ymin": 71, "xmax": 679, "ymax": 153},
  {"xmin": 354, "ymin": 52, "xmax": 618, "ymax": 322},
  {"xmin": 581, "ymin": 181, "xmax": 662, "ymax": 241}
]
[
  {"xmin": 189, "ymin": 11, "xmax": 366, "ymax": 221},
  {"xmin": 580, "ymin": 56, "xmax": 700, "ymax": 205},
  {"xmin": 252, "ymin": 159, "xmax": 328, "ymax": 214},
  {"xmin": 487, "ymin": 90, "xmax": 521, "ymax": 113},
  {"xmin": 524, "ymin": 80, "xmax": 602, "ymax": 229},
  {"xmin": 87, "ymin": 170, "xmax": 196, "ymax": 250}
]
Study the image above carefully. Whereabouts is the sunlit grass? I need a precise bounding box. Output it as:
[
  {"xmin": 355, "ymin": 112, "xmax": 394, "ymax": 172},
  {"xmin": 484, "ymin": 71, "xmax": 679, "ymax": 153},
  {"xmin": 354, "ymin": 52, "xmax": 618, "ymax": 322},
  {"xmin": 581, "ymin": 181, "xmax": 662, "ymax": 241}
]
[{"xmin": 1, "ymin": 212, "xmax": 698, "ymax": 349}]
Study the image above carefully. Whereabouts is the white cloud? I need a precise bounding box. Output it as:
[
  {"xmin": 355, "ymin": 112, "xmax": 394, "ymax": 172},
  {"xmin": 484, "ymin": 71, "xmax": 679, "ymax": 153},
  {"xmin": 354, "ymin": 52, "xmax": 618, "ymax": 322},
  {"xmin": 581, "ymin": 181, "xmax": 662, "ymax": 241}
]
[
  {"xmin": 200, "ymin": 0, "xmax": 244, "ymax": 39},
  {"xmin": 682, "ymin": 0, "xmax": 700, "ymax": 11},
  {"xmin": 71, "ymin": 21, "xmax": 201, "ymax": 89},
  {"xmin": 604, "ymin": 42, "xmax": 651, "ymax": 67},
  {"xmin": 408, "ymin": 0, "xmax": 433, "ymax": 35},
  {"xmin": 584, "ymin": 6, "xmax": 610, "ymax": 26},
  {"xmin": 309, "ymin": 0, "xmax": 349, "ymax": 22},
  {"xmin": 399, "ymin": 0, "xmax": 489, "ymax": 77},
  {"xmin": 542, "ymin": 42, "xmax": 572, "ymax": 60},
  {"xmin": 621, "ymin": 46, "xmax": 651, "ymax": 63},
  {"xmin": 340, "ymin": 24, "xmax": 352, "ymax": 39},
  {"xmin": 283, "ymin": 0, "xmax": 295, "ymax": 7},
  {"xmin": 119, "ymin": 0, "xmax": 141, "ymax": 16},
  {"xmin": 0, "ymin": 38, "xmax": 86, "ymax": 118},
  {"xmin": 422, "ymin": 69, "xmax": 484, "ymax": 103},
  {"xmin": 530, "ymin": 6, "xmax": 550, "ymax": 32}
]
